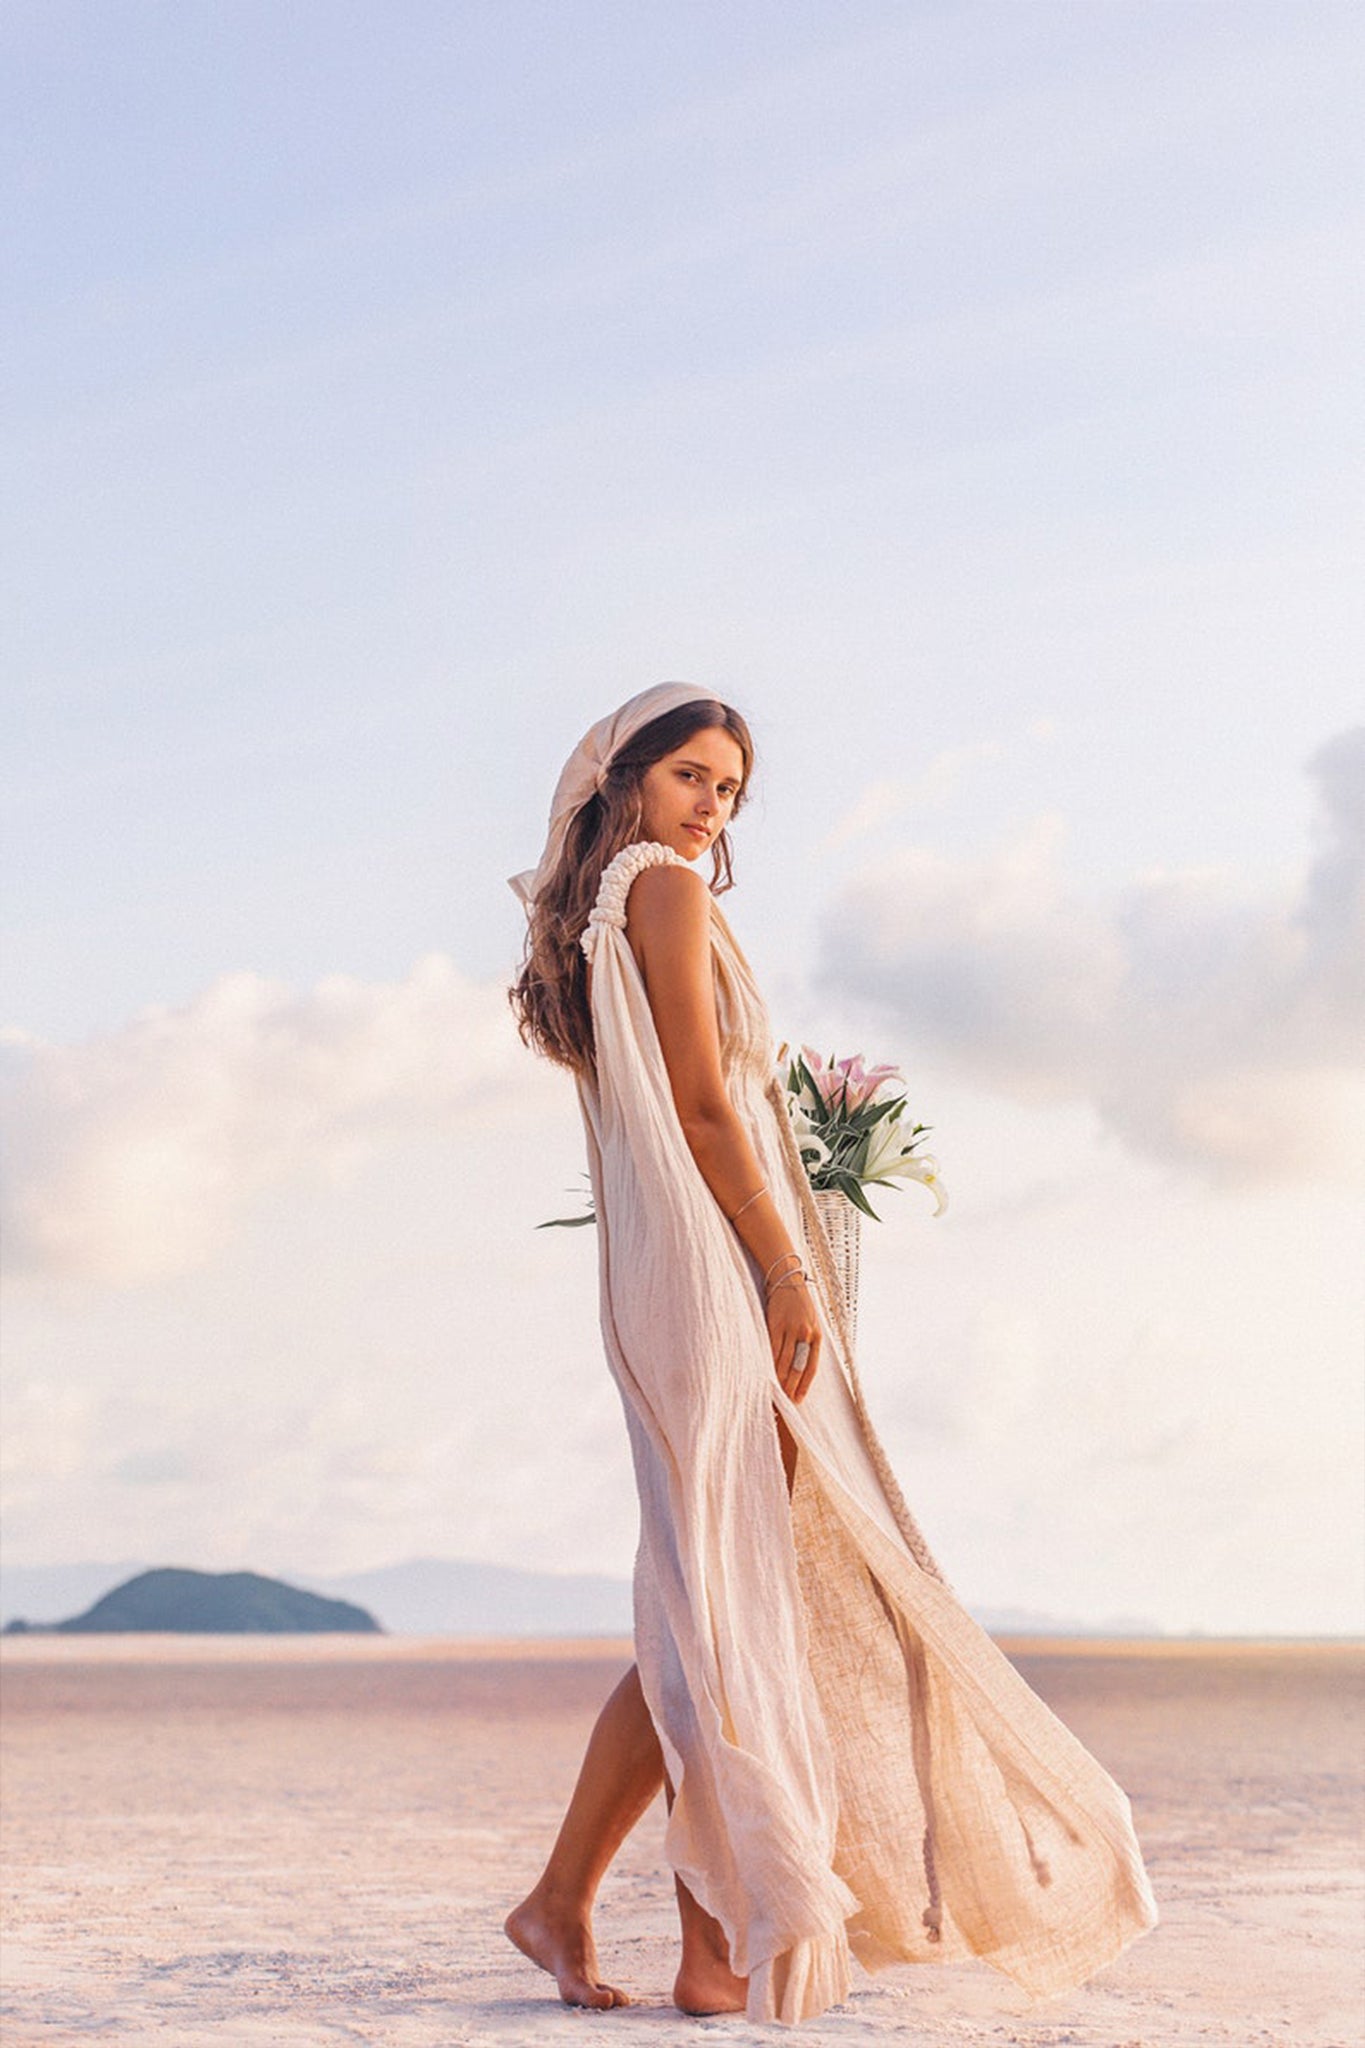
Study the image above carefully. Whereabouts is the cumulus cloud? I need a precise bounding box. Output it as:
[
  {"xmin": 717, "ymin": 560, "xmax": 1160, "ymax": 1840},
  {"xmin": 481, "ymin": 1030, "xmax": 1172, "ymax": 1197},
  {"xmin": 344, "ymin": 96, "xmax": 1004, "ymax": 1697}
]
[
  {"xmin": 2, "ymin": 956, "xmax": 559, "ymax": 1284},
  {"xmin": 818, "ymin": 728, "xmax": 1365, "ymax": 1182}
]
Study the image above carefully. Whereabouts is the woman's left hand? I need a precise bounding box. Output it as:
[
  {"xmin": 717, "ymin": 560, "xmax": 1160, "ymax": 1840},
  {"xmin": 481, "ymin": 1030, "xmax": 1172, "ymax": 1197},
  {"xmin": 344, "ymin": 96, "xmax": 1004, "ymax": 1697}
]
[{"xmin": 765, "ymin": 1277, "xmax": 821, "ymax": 1403}]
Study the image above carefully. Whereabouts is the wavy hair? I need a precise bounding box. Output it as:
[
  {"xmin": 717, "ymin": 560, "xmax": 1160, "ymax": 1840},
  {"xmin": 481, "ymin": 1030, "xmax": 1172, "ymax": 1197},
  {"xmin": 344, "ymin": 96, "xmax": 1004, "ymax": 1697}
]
[{"xmin": 509, "ymin": 699, "xmax": 754, "ymax": 1076}]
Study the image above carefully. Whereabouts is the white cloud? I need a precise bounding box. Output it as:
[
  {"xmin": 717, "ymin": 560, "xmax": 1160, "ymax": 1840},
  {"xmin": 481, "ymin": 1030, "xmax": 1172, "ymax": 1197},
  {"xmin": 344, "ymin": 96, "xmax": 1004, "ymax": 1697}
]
[
  {"xmin": 0, "ymin": 1113, "xmax": 638, "ymax": 1580},
  {"xmin": 819, "ymin": 729, "xmax": 1365, "ymax": 1183},
  {"xmin": 850, "ymin": 1153, "xmax": 1365, "ymax": 1636},
  {"xmin": 820, "ymin": 740, "xmax": 1005, "ymax": 852},
  {"xmin": 1, "ymin": 955, "xmax": 559, "ymax": 1284}
]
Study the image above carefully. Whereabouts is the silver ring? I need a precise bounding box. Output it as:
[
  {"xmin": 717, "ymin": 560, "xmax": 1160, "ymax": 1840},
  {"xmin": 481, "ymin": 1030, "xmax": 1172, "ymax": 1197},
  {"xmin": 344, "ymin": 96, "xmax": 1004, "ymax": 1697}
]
[{"xmin": 792, "ymin": 1340, "xmax": 811, "ymax": 1372}]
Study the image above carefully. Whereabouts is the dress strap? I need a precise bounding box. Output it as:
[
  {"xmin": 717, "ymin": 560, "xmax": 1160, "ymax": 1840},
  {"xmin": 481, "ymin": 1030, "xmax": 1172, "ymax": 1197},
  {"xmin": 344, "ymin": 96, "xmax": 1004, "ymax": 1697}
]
[{"xmin": 581, "ymin": 840, "xmax": 687, "ymax": 960}]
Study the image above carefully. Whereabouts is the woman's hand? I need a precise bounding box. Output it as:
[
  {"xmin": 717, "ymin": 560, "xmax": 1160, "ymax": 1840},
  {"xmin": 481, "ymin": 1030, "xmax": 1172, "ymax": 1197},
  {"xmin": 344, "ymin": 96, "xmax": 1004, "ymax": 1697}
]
[{"xmin": 766, "ymin": 1276, "xmax": 821, "ymax": 1404}]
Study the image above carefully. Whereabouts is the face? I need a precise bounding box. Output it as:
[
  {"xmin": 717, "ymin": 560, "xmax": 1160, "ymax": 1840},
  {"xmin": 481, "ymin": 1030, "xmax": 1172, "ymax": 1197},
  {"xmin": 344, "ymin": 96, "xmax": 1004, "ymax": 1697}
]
[{"xmin": 637, "ymin": 726, "xmax": 745, "ymax": 863}]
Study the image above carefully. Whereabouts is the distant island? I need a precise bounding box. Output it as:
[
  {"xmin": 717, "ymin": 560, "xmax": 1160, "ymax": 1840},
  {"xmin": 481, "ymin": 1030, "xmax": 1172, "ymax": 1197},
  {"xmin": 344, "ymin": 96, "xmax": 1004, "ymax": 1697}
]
[{"xmin": 2, "ymin": 1567, "xmax": 381, "ymax": 1636}]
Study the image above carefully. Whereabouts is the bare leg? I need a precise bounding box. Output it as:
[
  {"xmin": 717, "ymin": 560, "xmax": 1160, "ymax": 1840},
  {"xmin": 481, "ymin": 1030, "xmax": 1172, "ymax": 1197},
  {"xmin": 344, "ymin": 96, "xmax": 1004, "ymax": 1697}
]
[
  {"xmin": 504, "ymin": 1663, "xmax": 664, "ymax": 2008},
  {"xmin": 671, "ymin": 1408, "xmax": 797, "ymax": 2015},
  {"xmin": 776, "ymin": 1405, "xmax": 799, "ymax": 1494}
]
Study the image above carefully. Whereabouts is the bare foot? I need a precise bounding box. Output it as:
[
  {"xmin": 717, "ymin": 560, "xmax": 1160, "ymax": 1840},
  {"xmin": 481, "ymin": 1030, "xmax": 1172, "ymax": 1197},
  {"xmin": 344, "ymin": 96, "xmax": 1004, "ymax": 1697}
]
[
  {"xmin": 673, "ymin": 1950, "xmax": 748, "ymax": 2017},
  {"xmin": 671, "ymin": 1872, "xmax": 747, "ymax": 2015},
  {"xmin": 504, "ymin": 1892, "xmax": 630, "ymax": 2009}
]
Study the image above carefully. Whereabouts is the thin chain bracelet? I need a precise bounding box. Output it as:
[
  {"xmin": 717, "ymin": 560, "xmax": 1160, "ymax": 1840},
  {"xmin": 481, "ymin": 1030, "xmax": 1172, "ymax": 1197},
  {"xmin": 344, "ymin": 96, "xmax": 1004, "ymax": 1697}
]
[
  {"xmin": 762, "ymin": 1251, "xmax": 803, "ymax": 1290},
  {"xmin": 727, "ymin": 1183, "xmax": 768, "ymax": 1224},
  {"xmin": 766, "ymin": 1267, "xmax": 811, "ymax": 1300}
]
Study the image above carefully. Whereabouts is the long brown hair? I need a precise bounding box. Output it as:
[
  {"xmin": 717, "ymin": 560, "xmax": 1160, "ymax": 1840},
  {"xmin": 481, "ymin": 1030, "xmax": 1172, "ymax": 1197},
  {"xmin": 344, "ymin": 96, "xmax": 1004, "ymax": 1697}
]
[{"xmin": 509, "ymin": 699, "xmax": 755, "ymax": 1076}]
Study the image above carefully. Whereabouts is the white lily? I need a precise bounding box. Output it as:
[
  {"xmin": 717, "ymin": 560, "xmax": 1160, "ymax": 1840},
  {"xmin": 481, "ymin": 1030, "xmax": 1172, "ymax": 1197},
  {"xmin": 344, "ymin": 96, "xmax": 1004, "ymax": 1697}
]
[
  {"xmin": 786, "ymin": 1098, "xmax": 832, "ymax": 1170},
  {"xmin": 861, "ymin": 1115, "xmax": 915, "ymax": 1180},
  {"xmin": 895, "ymin": 1153, "xmax": 948, "ymax": 1217},
  {"xmin": 863, "ymin": 1117, "xmax": 949, "ymax": 1216}
]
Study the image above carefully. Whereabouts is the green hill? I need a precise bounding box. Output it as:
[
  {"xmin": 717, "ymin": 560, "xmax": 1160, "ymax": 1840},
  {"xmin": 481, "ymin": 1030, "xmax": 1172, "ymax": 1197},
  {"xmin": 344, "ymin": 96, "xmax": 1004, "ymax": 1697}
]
[{"xmin": 4, "ymin": 1567, "xmax": 380, "ymax": 1635}]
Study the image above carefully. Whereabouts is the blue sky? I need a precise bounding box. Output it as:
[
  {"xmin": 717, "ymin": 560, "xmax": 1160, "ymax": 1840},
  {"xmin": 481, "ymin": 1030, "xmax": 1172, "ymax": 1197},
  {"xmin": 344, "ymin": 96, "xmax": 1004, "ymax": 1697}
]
[{"xmin": 4, "ymin": 2, "xmax": 1362, "ymax": 1632}]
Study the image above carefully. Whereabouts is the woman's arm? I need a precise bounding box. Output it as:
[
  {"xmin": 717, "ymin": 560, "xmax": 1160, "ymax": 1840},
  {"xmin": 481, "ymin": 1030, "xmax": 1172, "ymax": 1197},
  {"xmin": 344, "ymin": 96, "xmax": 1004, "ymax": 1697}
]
[{"xmin": 624, "ymin": 863, "xmax": 821, "ymax": 1403}]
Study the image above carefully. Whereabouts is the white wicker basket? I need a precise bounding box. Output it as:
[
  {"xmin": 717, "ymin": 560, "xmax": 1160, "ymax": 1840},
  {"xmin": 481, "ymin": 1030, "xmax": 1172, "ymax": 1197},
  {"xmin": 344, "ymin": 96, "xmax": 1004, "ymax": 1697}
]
[{"xmin": 807, "ymin": 1188, "xmax": 862, "ymax": 1353}]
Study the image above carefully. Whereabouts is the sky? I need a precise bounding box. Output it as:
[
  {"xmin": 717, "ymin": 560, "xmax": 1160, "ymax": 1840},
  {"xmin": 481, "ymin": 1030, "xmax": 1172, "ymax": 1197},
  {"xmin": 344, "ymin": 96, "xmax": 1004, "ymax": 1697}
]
[{"xmin": 4, "ymin": 0, "xmax": 1363, "ymax": 1635}]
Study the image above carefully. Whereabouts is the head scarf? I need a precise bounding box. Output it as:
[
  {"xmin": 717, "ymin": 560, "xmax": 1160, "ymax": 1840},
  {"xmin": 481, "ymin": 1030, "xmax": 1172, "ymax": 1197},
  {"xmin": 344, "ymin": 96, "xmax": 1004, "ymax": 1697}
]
[{"xmin": 508, "ymin": 681, "xmax": 718, "ymax": 912}]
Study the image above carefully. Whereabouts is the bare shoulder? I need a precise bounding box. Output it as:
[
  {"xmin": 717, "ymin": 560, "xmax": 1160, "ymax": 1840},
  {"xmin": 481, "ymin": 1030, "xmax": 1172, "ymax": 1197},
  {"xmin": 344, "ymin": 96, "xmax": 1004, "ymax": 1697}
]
[
  {"xmin": 625, "ymin": 859, "xmax": 711, "ymax": 935},
  {"xmin": 622, "ymin": 862, "xmax": 712, "ymax": 983}
]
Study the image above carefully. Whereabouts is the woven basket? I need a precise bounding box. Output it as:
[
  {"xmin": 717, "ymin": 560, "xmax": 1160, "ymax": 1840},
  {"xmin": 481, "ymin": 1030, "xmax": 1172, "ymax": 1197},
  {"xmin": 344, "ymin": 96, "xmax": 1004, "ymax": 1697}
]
[{"xmin": 807, "ymin": 1187, "xmax": 862, "ymax": 1353}]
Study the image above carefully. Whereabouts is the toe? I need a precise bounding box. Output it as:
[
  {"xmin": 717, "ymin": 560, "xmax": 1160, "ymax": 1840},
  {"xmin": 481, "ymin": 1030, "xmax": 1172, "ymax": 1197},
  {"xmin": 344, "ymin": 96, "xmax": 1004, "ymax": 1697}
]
[{"xmin": 560, "ymin": 1974, "xmax": 615, "ymax": 2010}]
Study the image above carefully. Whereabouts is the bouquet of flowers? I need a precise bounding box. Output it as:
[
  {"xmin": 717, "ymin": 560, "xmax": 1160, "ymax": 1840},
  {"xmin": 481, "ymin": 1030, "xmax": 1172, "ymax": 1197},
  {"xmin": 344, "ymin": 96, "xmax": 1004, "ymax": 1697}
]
[{"xmin": 780, "ymin": 1044, "xmax": 947, "ymax": 1220}]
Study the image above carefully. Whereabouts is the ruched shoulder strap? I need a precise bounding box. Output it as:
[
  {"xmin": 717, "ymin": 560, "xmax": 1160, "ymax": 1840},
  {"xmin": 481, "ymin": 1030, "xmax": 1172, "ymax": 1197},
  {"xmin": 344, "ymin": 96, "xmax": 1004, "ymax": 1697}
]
[{"xmin": 581, "ymin": 840, "xmax": 688, "ymax": 961}]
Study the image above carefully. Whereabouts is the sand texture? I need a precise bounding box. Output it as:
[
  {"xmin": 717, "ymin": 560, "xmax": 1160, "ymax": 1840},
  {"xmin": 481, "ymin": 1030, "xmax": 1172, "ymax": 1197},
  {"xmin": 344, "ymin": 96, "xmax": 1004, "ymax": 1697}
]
[{"xmin": 1, "ymin": 1635, "xmax": 1360, "ymax": 2045}]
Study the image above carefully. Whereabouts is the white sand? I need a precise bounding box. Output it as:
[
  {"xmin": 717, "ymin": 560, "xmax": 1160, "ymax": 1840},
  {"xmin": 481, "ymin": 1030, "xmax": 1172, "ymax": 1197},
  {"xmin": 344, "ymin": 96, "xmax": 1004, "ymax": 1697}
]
[{"xmin": 1, "ymin": 1635, "xmax": 1360, "ymax": 2045}]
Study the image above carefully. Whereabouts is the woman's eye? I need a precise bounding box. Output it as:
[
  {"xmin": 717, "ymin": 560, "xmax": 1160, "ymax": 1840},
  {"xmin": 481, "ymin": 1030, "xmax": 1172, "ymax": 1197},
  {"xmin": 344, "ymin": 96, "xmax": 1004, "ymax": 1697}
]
[{"xmin": 676, "ymin": 769, "xmax": 737, "ymax": 795}]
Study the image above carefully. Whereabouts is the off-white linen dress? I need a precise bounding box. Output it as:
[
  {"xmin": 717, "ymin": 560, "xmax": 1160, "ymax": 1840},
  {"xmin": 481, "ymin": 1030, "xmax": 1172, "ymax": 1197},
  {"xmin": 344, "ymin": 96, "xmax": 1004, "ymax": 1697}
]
[{"xmin": 575, "ymin": 840, "xmax": 1158, "ymax": 2026}]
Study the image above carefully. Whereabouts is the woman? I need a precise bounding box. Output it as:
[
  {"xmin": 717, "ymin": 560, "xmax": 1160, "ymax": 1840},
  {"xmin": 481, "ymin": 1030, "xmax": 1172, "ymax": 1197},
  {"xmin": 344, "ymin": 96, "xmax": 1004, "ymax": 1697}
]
[{"xmin": 504, "ymin": 683, "xmax": 1157, "ymax": 2025}]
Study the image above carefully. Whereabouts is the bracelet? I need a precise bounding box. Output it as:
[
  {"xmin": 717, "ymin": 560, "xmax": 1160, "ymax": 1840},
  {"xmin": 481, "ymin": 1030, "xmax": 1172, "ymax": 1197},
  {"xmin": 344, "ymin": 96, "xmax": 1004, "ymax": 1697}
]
[
  {"xmin": 766, "ymin": 1267, "xmax": 810, "ymax": 1300},
  {"xmin": 727, "ymin": 1183, "xmax": 768, "ymax": 1224},
  {"xmin": 762, "ymin": 1251, "xmax": 802, "ymax": 1290}
]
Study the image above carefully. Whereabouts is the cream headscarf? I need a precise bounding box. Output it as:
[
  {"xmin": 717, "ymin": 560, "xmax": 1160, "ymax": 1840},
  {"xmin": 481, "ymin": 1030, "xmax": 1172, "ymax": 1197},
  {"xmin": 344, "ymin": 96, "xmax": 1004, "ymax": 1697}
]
[{"xmin": 508, "ymin": 681, "xmax": 719, "ymax": 912}]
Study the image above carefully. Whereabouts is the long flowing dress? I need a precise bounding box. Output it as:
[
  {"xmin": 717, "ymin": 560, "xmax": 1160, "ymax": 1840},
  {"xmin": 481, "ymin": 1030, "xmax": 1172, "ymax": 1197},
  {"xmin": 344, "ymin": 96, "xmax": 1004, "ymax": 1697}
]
[{"xmin": 575, "ymin": 840, "xmax": 1158, "ymax": 2026}]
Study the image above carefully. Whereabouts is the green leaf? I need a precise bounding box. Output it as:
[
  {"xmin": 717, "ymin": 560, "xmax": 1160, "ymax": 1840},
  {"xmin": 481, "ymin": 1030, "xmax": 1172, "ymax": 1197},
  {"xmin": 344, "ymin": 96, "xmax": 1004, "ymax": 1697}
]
[
  {"xmin": 830, "ymin": 1170, "xmax": 882, "ymax": 1221},
  {"xmin": 792, "ymin": 1051, "xmax": 824, "ymax": 1110},
  {"xmin": 857, "ymin": 1093, "xmax": 906, "ymax": 1130}
]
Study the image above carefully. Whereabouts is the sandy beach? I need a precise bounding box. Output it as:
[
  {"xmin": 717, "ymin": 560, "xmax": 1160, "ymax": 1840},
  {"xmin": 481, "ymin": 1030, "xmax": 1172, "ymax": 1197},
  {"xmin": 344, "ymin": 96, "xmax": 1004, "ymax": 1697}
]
[{"xmin": 1, "ymin": 1635, "xmax": 1360, "ymax": 2046}]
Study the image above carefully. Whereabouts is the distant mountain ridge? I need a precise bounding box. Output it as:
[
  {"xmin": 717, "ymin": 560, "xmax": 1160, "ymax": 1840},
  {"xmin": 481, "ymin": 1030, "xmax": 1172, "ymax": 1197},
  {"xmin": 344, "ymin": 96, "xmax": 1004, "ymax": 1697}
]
[
  {"xmin": 0, "ymin": 1556, "xmax": 1165, "ymax": 1639},
  {"xmin": 297, "ymin": 1557, "xmax": 635, "ymax": 1636},
  {"xmin": 3, "ymin": 1567, "xmax": 380, "ymax": 1636}
]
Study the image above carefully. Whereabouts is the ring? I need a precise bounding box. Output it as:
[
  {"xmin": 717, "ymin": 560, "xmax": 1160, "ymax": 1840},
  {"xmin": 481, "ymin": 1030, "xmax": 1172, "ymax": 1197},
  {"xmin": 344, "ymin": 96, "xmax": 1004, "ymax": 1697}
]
[{"xmin": 792, "ymin": 1340, "xmax": 811, "ymax": 1371}]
